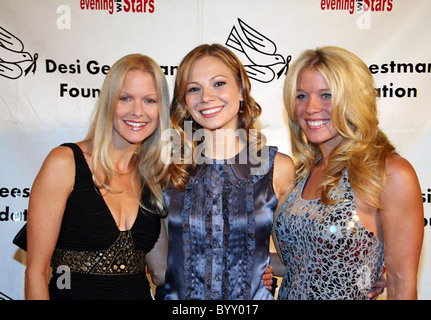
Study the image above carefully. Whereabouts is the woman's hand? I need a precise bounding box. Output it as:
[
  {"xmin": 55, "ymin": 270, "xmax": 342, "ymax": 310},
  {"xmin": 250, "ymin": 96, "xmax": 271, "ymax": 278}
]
[{"xmin": 262, "ymin": 265, "xmax": 274, "ymax": 291}]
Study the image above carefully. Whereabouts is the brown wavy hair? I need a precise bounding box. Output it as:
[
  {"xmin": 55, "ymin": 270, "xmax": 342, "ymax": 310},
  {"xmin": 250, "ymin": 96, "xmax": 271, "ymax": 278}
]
[{"xmin": 166, "ymin": 44, "xmax": 263, "ymax": 191}]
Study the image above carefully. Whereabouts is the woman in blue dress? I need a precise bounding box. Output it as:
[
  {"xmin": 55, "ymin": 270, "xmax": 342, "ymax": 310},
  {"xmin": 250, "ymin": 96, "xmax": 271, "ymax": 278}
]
[
  {"xmin": 274, "ymin": 46, "xmax": 423, "ymax": 299},
  {"xmin": 163, "ymin": 44, "xmax": 295, "ymax": 300}
]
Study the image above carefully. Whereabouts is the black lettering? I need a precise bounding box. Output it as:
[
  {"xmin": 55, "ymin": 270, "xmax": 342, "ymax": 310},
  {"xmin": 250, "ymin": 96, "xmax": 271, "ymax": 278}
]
[
  {"xmin": 60, "ymin": 83, "xmax": 68, "ymax": 97},
  {"xmin": 160, "ymin": 65, "xmax": 178, "ymax": 76},
  {"xmin": 369, "ymin": 64, "xmax": 378, "ymax": 74},
  {"xmin": 389, "ymin": 61, "xmax": 397, "ymax": 73},
  {"xmin": 397, "ymin": 63, "xmax": 414, "ymax": 73},
  {"xmin": 87, "ymin": 60, "xmax": 110, "ymax": 75},
  {"xmin": 23, "ymin": 188, "xmax": 30, "ymax": 198},
  {"xmin": 422, "ymin": 188, "xmax": 431, "ymax": 203},
  {"xmin": 69, "ymin": 87, "xmax": 80, "ymax": 98},
  {"xmin": 87, "ymin": 60, "xmax": 99, "ymax": 75},
  {"xmin": 46, "ymin": 59, "xmax": 57, "ymax": 73},
  {"xmin": 407, "ymin": 87, "xmax": 417, "ymax": 98},
  {"xmin": 58, "ymin": 64, "xmax": 68, "ymax": 73},
  {"xmin": 0, "ymin": 187, "xmax": 9, "ymax": 197},
  {"xmin": 59, "ymin": 83, "xmax": 100, "ymax": 98},
  {"xmin": 376, "ymin": 83, "xmax": 417, "ymax": 98},
  {"xmin": 11, "ymin": 188, "xmax": 20, "ymax": 197},
  {"xmin": 0, "ymin": 206, "xmax": 9, "ymax": 221},
  {"xmin": 368, "ymin": 61, "xmax": 431, "ymax": 74},
  {"xmin": 170, "ymin": 65, "xmax": 177, "ymax": 75},
  {"xmin": 0, "ymin": 187, "xmax": 31, "ymax": 198}
]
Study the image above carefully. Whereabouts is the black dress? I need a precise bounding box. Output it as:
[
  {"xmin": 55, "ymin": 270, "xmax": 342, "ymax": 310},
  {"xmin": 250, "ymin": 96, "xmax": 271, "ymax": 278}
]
[{"xmin": 48, "ymin": 143, "xmax": 161, "ymax": 300}]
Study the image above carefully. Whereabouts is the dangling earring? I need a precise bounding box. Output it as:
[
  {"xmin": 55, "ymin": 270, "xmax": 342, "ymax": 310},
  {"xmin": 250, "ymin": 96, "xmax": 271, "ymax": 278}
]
[{"xmin": 239, "ymin": 100, "xmax": 244, "ymax": 113}]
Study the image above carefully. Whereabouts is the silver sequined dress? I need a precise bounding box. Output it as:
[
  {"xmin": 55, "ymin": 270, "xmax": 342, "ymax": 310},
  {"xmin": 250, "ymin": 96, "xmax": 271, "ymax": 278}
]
[{"xmin": 275, "ymin": 170, "xmax": 384, "ymax": 300}]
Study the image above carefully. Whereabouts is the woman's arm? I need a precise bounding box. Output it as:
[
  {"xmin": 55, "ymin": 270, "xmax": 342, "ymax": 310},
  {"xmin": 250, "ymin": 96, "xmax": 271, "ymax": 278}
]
[
  {"xmin": 145, "ymin": 218, "xmax": 168, "ymax": 286},
  {"xmin": 272, "ymin": 152, "xmax": 296, "ymax": 208},
  {"xmin": 270, "ymin": 152, "xmax": 295, "ymax": 279},
  {"xmin": 379, "ymin": 154, "xmax": 424, "ymax": 299},
  {"xmin": 25, "ymin": 146, "xmax": 75, "ymax": 300}
]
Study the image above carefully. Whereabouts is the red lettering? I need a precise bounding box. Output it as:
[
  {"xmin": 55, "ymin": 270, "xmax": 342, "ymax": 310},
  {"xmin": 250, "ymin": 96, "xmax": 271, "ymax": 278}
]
[
  {"xmin": 375, "ymin": 0, "xmax": 382, "ymax": 11},
  {"xmin": 80, "ymin": 0, "xmax": 94, "ymax": 10},
  {"xmin": 321, "ymin": 0, "xmax": 332, "ymax": 10},
  {"xmin": 124, "ymin": 0, "xmax": 131, "ymax": 12},
  {"xmin": 364, "ymin": 0, "xmax": 370, "ymax": 11},
  {"xmin": 136, "ymin": 0, "xmax": 143, "ymax": 12},
  {"xmin": 81, "ymin": 0, "xmax": 155, "ymax": 13}
]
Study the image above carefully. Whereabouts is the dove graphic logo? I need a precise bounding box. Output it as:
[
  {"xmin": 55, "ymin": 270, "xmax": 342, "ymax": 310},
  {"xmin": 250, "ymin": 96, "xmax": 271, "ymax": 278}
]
[
  {"xmin": 0, "ymin": 291, "xmax": 13, "ymax": 300},
  {"xmin": 226, "ymin": 19, "xmax": 291, "ymax": 83},
  {"xmin": 0, "ymin": 26, "xmax": 38, "ymax": 80}
]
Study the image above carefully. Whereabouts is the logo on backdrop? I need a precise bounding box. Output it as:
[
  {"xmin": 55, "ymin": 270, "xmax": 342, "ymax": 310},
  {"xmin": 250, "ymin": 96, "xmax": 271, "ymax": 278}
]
[
  {"xmin": 79, "ymin": 0, "xmax": 155, "ymax": 15},
  {"xmin": 225, "ymin": 19, "xmax": 291, "ymax": 83},
  {"xmin": 320, "ymin": 0, "xmax": 393, "ymax": 14},
  {"xmin": 0, "ymin": 26, "xmax": 38, "ymax": 80},
  {"xmin": 0, "ymin": 291, "xmax": 12, "ymax": 300}
]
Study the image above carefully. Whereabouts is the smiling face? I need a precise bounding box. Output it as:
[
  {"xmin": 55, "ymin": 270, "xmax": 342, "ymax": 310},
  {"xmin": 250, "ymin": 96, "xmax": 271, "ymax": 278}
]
[
  {"xmin": 112, "ymin": 69, "xmax": 159, "ymax": 149},
  {"xmin": 184, "ymin": 56, "xmax": 243, "ymax": 132},
  {"xmin": 294, "ymin": 67, "xmax": 343, "ymax": 153}
]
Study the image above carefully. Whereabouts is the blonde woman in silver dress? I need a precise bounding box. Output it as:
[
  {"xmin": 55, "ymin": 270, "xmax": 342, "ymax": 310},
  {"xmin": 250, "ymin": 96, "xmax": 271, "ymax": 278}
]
[{"xmin": 274, "ymin": 46, "xmax": 423, "ymax": 300}]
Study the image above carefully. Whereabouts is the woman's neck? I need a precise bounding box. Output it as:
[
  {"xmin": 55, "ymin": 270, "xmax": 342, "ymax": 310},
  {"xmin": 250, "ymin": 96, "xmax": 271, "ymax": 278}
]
[{"xmin": 112, "ymin": 144, "xmax": 139, "ymax": 173}]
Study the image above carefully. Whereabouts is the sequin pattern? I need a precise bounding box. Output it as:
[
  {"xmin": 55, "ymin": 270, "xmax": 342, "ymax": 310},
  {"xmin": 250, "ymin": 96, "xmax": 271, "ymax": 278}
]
[
  {"xmin": 51, "ymin": 231, "xmax": 146, "ymax": 275},
  {"xmin": 275, "ymin": 170, "xmax": 384, "ymax": 300}
]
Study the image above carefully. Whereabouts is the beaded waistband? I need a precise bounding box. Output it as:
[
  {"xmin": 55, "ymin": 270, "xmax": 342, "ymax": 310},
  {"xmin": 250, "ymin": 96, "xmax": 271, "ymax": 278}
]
[{"xmin": 51, "ymin": 231, "xmax": 146, "ymax": 275}]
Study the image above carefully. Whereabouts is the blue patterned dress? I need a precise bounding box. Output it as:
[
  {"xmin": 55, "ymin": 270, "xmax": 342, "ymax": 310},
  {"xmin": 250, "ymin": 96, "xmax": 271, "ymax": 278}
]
[
  {"xmin": 275, "ymin": 170, "xmax": 384, "ymax": 300},
  {"xmin": 164, "ymin": 146, "xmax": 278, "ymax": 300}
]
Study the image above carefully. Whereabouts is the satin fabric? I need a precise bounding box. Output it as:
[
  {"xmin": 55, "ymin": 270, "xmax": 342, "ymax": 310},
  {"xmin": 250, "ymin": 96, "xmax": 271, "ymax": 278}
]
[{"xmin": 164, "ymin": 146, "xmax": 278, "ymax": 300}]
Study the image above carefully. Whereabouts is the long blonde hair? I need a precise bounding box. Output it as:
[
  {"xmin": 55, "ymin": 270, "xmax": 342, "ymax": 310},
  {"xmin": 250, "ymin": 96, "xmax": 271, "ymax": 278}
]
[
  {"xmin": 167, "ymin": 44, "xmax": 264, "ymax": 191},
  {"xmin": 86, "ymin": 54, "xmax": 170, "ymax": 216},
  {"xmin": 284, "ymin": 46, "xmax": 395, "ymax": 209}
]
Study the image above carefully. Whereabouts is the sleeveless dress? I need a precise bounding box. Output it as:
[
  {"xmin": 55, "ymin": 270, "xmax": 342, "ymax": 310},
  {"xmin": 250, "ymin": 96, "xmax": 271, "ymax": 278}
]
[
  {"xmin": 48, "ymin": 143, "xmax": 161, "ymax": 300},
  {"xmin": 164, "ymin": 146, "xmax": 278, "ymax": 300},
  {"xmin": 275, "ymin": 169, "xmax": 384, "ymax": 300}
]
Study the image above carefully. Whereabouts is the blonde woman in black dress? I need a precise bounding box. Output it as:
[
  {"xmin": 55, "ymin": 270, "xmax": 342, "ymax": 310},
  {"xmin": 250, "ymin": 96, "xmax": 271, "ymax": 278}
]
[{"xmin": 25, "ymin": 54, "xmax": 169, "ymax": 299}]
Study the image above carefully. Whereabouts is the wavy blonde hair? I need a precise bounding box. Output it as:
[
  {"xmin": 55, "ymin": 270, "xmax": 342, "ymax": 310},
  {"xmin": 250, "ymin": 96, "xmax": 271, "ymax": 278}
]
[
  {"xmin": 86, "ymin": 54, "xmax": 170, "ymax": 216},
  {"xmin": 283, "ymin": 46, "xmax": 395, "ymax": 209},
  {"xmin": 166, "ymin": 44, "xmax": 264, "ymax": 191}
]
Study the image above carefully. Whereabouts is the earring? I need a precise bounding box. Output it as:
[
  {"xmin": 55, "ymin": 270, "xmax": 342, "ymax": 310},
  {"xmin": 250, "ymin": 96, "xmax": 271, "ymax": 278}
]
[{"xmin": 239, "ymin": 100, "xmax": 244, "ymax": 113}]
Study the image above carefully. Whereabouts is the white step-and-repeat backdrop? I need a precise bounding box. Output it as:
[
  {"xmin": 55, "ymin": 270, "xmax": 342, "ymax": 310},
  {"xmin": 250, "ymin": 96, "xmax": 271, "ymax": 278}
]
[{"xmin": 1, "ymin": 0, "xmax": 430, "ymax": 300}]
